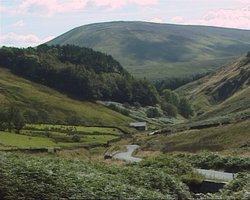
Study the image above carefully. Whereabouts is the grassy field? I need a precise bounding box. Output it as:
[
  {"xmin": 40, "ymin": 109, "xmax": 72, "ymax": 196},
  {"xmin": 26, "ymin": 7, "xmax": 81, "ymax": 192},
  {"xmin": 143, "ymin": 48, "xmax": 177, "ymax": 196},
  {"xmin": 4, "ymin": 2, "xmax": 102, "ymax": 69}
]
[
  {"xmin": 0, "ymin": 124, "xmax": 123, "ymax": 149},
  {"xmin": 0, "ymin": 68, "xmax": 132, "ymax": 127},
  {"xmin": 0, "ymin": 131, "xmax": 118, "ymax": 149}
]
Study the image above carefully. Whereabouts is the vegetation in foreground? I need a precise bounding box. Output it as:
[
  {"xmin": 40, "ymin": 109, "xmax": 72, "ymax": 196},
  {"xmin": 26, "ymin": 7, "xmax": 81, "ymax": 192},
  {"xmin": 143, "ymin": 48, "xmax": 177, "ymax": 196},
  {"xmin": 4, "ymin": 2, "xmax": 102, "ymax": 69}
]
[
  {"xmin": 0, "ymin": 152, "xmax": 194, "ymax": 199},
  {"xmin": 1, "ymin": 151, "xmax": 249, "ymax": 199}
]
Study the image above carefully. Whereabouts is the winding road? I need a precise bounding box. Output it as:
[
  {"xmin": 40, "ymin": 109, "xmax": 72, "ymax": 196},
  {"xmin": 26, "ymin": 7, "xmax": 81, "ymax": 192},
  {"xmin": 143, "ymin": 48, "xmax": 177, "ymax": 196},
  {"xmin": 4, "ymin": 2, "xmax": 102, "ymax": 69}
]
[
  {"xmin": 113, "ymin": 145, "xmax": 235, "ymax": 182},
  {"xmin": 113, "ymin": 145, "xmax": 142, "ymax": 162}
]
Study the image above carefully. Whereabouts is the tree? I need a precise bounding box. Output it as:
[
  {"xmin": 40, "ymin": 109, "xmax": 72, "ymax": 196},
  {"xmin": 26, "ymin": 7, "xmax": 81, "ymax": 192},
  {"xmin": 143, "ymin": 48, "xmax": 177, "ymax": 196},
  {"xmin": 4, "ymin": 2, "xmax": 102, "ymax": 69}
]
[
  {"xmin": 161, "ymin": 102, "xmax": 178, "ymax": 117},
  {"xmin": 0, "ymin": 109, "xmax": 8, "ymax": 131},
  {"xmin": 13, "ymin": 112, "xmax": 25, "ymax": 134},
  {"xmin": 179, "ymin": 98, "xmax": 193, "ymax": 118},
  {"xmin": 162, "ymin": 89, "xmax": 180, "ymax": 107},
  {"xmin": 146, "ymin": 107, "xmax": 161, "ymax": 118}
]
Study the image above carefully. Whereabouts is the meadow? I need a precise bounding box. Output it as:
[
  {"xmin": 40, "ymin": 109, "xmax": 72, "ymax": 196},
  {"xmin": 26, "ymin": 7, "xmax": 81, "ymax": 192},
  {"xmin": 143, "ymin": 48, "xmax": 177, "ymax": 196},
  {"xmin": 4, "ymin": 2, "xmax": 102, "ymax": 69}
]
[{"xmin": 0, "ymin": 124, "xmax": 122, "ymax": 150}]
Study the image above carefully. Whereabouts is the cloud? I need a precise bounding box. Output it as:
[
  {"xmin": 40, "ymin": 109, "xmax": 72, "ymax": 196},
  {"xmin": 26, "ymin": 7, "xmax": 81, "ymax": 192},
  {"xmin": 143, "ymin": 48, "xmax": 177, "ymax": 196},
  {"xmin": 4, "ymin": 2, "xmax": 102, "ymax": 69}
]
[
  {"xmin": 91, "ymin": 0, "xmax": 159, "ymax": 9},
  {"xmin": 147, "ymin": 17, "xmax": 164, "ymax": 23},
  {"xmin": 18, "ymin": 0, "xmax": 88, "ymax": 16},
  {"xmin": 171, "ymin": 16, "xmax": 184, "ymax": 23},
  {"xmin": 0, "ymin": 32, "xmax": 54, "ymax": 48},
  {"xmin": 1, "ymin": 0, "xmax": 159, "ymax": 16},
  {"xmin": 13, "ymin": 20, "xmax": 25, "ymax": 27},
  {"xmin": 192, "ymin": 6, "xmax": 250, "ymax": 29}
]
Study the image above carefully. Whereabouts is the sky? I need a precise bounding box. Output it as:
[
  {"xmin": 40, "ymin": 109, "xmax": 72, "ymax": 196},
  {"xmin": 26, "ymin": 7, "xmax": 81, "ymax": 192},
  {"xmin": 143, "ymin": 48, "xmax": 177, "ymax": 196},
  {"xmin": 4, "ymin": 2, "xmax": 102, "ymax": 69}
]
[{"xmin": 0, "ymin": 0, "xmax": 250, "ymax": 47}]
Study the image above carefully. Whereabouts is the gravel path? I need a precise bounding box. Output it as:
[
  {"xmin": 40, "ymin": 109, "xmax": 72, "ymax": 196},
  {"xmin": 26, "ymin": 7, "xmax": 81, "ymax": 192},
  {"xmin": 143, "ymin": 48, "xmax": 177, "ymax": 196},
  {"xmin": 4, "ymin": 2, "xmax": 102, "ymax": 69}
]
[{"xmin": 113, "ymin": 145, "xmax": 142, "ymax": 163}]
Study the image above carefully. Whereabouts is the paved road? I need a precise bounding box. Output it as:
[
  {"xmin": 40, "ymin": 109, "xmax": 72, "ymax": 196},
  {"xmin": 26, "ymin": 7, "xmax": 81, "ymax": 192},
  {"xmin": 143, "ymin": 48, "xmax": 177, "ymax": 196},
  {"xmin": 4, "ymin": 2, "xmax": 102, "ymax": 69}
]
[
  {"xmin": 196, "ymin": 168, "xmax": 234, "ymax": 181},
  {"xmin": 113, "ymin": 145, "xmax": 142, "ymax": 163},
  {"xmin": 113, "ymin": 145, "xmax": 235, "ymax": 181}
]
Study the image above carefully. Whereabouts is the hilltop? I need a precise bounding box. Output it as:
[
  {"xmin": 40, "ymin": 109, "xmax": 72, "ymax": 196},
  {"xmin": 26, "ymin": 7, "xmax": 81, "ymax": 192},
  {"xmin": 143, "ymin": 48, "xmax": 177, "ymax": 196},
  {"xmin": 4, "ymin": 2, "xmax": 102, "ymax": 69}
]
[{"xmin": 47, "ymin": 21, "xmax": 250, "ymax": 80}]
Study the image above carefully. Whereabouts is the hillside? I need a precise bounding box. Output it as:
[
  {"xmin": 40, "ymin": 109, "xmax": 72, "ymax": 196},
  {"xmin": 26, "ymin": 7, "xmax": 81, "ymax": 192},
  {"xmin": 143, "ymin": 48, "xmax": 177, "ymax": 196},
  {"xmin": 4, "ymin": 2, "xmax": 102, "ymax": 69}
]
[
  {"xmin": 47, "ymin": 21, "xmax": 250, "ymax": 80},
  {"xmin": 176, "ymin": 52, "xmax": 250, "ymax": 120},
  {"xmin": 0, "ymin": 67, "xmax": 132, "ymax": 126},
  {"xmin": 0, "ymin": 45, "xmax": 159, "ymax": 106}
]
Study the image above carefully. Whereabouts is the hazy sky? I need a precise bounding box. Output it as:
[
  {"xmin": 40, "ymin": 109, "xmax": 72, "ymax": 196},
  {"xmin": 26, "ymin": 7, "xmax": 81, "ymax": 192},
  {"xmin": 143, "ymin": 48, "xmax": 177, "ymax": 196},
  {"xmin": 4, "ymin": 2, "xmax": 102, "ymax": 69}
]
[{"xmin": 1, "ymin": 0, "xmax": 250, "ymax": 47}]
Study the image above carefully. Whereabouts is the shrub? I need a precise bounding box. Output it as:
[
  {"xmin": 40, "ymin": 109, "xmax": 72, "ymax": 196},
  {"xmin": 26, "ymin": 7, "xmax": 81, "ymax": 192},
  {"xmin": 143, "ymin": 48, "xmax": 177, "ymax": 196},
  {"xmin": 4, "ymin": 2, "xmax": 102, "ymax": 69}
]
[
  {"xmin": 72, "ymin": 135, "xmax": 81, "ymax": 142},
  {"xmin": 146, "ymin": 107, "xmax": 161, "ymax": 118}
]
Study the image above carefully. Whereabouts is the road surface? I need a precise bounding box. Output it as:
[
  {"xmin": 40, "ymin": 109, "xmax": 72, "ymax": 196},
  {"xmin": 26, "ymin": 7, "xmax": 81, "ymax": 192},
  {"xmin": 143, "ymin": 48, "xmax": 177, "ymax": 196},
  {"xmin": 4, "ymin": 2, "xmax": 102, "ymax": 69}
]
[
  {"xmin": 196, "ymin": 168, "xmax": 234, "ymax": 181},
  {"xmin": 113, "ymin": 145, "xmax": 235, "ymax": 181},
  {"xmin": 113, "ymin": 145, "xmax": 142, "ymax": 163}
]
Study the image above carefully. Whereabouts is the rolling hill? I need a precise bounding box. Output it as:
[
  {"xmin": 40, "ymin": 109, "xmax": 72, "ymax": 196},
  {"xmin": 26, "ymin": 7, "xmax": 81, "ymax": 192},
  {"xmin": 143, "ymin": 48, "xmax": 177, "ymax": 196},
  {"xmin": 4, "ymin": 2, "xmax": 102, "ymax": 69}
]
[{"xmin": 47, "ymin": 21, "xmax": 250, "ymax": 80}]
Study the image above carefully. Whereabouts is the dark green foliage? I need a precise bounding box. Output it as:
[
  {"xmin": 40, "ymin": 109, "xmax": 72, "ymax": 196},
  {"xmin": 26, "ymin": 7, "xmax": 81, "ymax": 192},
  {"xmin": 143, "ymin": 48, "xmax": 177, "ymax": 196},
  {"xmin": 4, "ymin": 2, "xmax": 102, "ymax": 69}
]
[
  {"xmin": 66, "ymin": 115, "xmax": 82, "ymax": 125},
  {"xmin": 161, "ymin": 102, "xmax": 178, "ymax": 117},
  {"xmin": 173, "ymin": 153, "xmax": 250, "ymax": 173},
  {"xmin": 0, "ymin": 45, "xmax": 159, "ymax": 106},
  {"xmin": 162, "ymin": 89, "xmax": 180, "ymax": 107},
  {"xmin": 155, "ymin": 73, "xmax": 209, "ymax": 91},
  {"xmin": 179, "ymin": 98, "xmax": 194, "ymax": 118},
  {"xmin": 0, "ymin": 106, "xmax": 25, "ymax": 133},
  {"xmin": 71, "ymin": 135, "xmax": 81, "ymax": 142},
  {"xmin": 146, "ymin": 107, "xmax": 161, "ymax": 118}
]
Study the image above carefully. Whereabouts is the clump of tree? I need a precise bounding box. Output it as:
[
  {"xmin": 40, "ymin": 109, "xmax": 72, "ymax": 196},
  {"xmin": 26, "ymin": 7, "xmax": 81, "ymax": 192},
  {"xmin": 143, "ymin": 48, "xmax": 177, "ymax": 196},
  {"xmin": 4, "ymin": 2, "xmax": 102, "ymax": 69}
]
[
  {"xmin": 160, "ymin": 89, "xmax": 193, "ymax": 118},
  {"xmin": 0, "ymin": 106, "xmax": 25, "ymax": 133},
  {"xmin": 155, "ymin": 73, "xmax": 210, "ymax": 91},
  {"xmin": 146, "ymin": 107, "xmax": 162, "ymax": 118},
  {"xmin": 0, "ymin": 45, "xmax": 159, "ymax": 106}
]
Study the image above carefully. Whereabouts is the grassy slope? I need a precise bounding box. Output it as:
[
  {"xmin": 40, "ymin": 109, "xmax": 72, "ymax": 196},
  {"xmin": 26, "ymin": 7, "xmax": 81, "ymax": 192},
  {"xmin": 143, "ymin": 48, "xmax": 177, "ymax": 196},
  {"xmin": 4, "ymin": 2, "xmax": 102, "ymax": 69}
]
[
  {"xmin": 176, "ymin": 54, "xmax": 250, "ymax": 120},
  {"xmin": 47, "ymin": 21, "xmax": 250, "ymax": 80},
  {"xmin": 140, "ymin": 119, "xmax": 250, "ymax": 153},
  {"xmin": 0, "ymin": 67, "xmax": 132, "ymax": 126}
]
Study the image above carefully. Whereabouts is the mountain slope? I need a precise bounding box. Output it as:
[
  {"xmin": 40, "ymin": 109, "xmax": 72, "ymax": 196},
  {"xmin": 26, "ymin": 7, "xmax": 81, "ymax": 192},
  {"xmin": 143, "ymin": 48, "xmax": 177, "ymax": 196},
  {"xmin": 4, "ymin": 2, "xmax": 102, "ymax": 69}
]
[
  {"xmin": 177, "ymin": 52, "xmax": 250, "ymax": 120},
  {"xmin": 0, "ymin": 67, "xmax": 132, "ymax": 126},
  {"xmin": 47, "ymin": 21, "xmax": 250, "ymax": 80},
  {"xmin": 0, "ymin": 45, "xmax": 159, "ymax": 106}
]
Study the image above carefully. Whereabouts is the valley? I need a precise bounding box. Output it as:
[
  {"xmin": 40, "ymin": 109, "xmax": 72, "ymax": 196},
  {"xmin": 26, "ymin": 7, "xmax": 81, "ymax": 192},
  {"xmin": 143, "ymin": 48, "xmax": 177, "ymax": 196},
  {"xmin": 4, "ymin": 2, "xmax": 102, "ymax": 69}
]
[{"xmin": 0, "ymin": 21, "xmax": 250, "ymax": 199}]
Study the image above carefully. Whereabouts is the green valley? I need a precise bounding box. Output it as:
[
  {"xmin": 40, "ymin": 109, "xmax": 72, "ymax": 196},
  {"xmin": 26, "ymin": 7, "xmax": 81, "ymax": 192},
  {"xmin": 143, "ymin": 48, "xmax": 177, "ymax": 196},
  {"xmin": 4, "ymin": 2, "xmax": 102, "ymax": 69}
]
[{"xmin": 0, "ymin": 21, "xmax": 250, "ymax": 200}]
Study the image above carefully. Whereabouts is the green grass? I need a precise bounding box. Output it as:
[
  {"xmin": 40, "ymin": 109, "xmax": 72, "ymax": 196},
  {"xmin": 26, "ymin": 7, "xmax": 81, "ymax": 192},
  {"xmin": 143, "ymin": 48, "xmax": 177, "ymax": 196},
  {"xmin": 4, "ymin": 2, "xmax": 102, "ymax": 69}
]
[
  {"xmin": 26, "ymin": 124, "xmax": 121, "ymax": 135},
  {"xmin": 0, "ymin": 131, "xmax": 56, "ymax": 148},
  {"xmin": 0, "ymin": 130, "xmax": 118, "ymax": 149},
  {"xmin": 141, "ymin": 119, "xmax": 250, "ymax": 153},
  {"xmin": 0, "ymin": 68, "xmax": 132, "ymax": 127}
]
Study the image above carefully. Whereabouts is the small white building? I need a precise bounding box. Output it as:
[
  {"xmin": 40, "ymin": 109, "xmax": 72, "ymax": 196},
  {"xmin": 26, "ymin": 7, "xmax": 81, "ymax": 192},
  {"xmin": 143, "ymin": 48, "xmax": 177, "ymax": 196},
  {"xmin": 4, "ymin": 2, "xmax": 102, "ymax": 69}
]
[{"xmin": 129, "ymin": 122, "xmax": 147, "ymax": 131}]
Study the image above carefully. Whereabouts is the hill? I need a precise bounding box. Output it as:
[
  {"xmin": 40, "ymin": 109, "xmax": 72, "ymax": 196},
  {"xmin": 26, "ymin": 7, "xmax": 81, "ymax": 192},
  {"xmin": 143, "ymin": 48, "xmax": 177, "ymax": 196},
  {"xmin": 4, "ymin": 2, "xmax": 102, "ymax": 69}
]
[
  {"xmin": 0, "ymin": 67, "xmax": 132, "ymax": 126},
  {"xmin": 0, "ymin": 45, "xmax": 159, "ymax": 106},
  {"xmin": 176, "ymin": 52, "xmax": 250, "ymax": 121},
  {"xmin": 47, "ymin": 21, "xmax": 250, "ymax": 80}
]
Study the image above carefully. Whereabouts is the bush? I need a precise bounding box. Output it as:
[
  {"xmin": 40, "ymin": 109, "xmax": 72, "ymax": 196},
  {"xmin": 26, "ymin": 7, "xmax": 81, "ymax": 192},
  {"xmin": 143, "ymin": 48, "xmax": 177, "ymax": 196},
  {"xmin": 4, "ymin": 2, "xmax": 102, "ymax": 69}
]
[
  {"xmin": 146, "ymin": 107, "xmax": 161, "ymax": 118},
  {"xmin": 72, "ymin": 135, "xmax": 81, "ymax": 142},
  {"xmin": 161, "ymin": 102, "xmax": 178, "ymax": 117}
]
